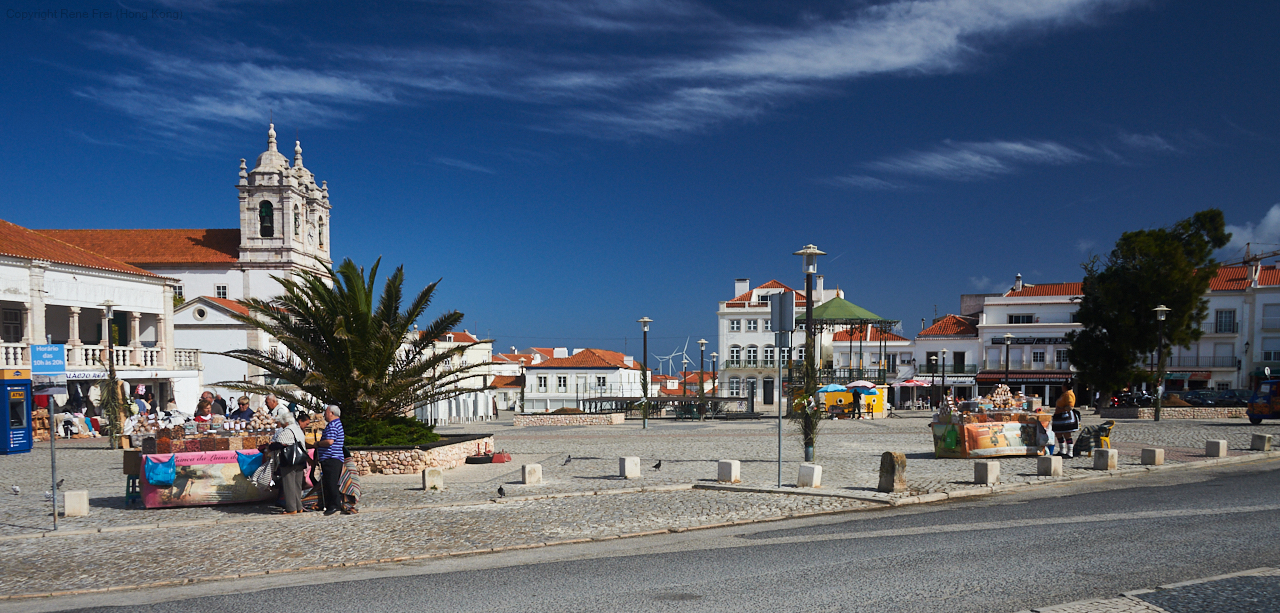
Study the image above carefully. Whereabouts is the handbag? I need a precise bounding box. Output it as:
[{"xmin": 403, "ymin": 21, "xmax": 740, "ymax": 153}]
[
  {"xmin": 252, "ymin": 453, "xmax": 277, "ymax": 489},
  {"xmin": 280, "ymin": 441, "xmax": 308, "ymax": 467},
  {"xmin": 144, "ymin": 454, "xmax": 176, "ymax": 487},
  {"xmin": 236, "ymin": 450, "xmax": 265, "ymax": 478}
]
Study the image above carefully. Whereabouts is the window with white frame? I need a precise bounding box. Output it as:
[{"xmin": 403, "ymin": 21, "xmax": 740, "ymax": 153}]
[
  {"xmin": 779, "ymin": 347, "xmax": 791, "ymax": 363},
  {"xmin": 1216, "ymin": 382, "xmax": 1230, "ymax": 391},
  {"xmin": 1215, "ymin": 309, "xmax": 1237, "ymax": 334},
  {"xmin": 796, "ymin": 347, "xmax": 805, "ymax": 362},
  {"xmin": 1032, "ymin": 350, "xmax": 1046, "ymax": 363},
  {"xmin": 216, "ymin": 285, "xmax": 228, "ymax": 299},
  {"xmin": 1263, "ymin": 338, "xmax": 1280, "ymax": 361},
  {"xmin": 537, "ymin": 375, "xmax": 547, "ymax": 392},
  {"xmin": 596, "ymin": 376, "xmax": 607, "ymax": 388},
  {"xmin": 174, "ymin": 286, "xmax": 184, "ymax": 301},
  {"xmin": 764, "ymin": 318, "xmax": 772, "ymax": 331},
  {"xmin": 747, "ymin": 319, "xmax": 758, "ymax": 332},
  {"xmin": 1055, "ymin": 349, "xmax": 1069, "ymax": 365},
  {"xmin": 1008, "ymin": 314, "xmax": 1033, "ymax": 324},
  {"xmin": 746, "ymin": 346, "xmax": 758, "ymax": 363},
  {"xmin": 730, "ymin": 346, "xmax": 741, "ymax": 363},
  {"xmin": 729, "ymin": 319, "xmax": 741, "ymax": 332},
  {"xmin": 556, "ymin": 375, "xmax": 567, "ymax": 393},
  {"xmin": 728, "ymin": 377, "xmax": 741, "ymax": 396},
  {"xmin": 763, "ymin": 346, "xmax": 774, "ymax": 364}
]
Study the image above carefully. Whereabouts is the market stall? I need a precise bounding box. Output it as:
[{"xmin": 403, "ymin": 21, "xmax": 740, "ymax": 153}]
[
  {"xmin": 129, "ymin": 408, "xmax": 311, "ymax": 508},
  {"xmin": 930, "ymin": 384, "xmax": 1051, "ymax": 459}
]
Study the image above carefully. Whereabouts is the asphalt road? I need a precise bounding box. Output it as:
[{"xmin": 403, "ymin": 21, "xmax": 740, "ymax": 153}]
[{"xmin": 16, "ymin": 457, "xmax": 1280, "ymax": 613}]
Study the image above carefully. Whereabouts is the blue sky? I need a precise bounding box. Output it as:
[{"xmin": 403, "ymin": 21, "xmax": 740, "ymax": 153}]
[{"xmin": 4, "ymin": 0, "xmax": 1280, "ymax": 361}]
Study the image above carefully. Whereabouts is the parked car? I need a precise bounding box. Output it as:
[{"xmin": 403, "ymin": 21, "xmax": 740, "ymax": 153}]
[
  {"xmin": 1181, "ymin": 390, "xmax": 1218, "ymax": 406},
  {"xmin": 1213, "ymin": 389, "xmax": 1252, "ymax": 407}
]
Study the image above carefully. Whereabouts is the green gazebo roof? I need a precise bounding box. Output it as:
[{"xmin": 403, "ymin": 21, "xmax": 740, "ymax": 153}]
[{"xmin": 800, "ymin": 296, "xmax": 883, "ymax": 322}]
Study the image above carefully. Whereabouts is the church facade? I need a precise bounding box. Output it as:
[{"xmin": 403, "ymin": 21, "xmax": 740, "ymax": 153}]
[{"xmin": 39, "ymin": 124, "xmax": 333, "ymax": 398}]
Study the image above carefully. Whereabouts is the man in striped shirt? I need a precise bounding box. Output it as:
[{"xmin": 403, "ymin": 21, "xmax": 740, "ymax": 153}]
[{"xmin": 315, "ymin": 405, "xmax": 346, "ymax": 515}]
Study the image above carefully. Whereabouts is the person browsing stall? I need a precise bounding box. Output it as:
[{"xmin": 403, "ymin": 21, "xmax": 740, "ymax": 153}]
[
  {"xmin": 268, "ymin": 411, "xmax": 307, "ymax": 515},
  {"xmin": 313, "ymin": 405, "xmax": 345, "ymax": 515},
  {"xmin": 229, "ymin": 396, "xmax": 254, "ymax": 421}
]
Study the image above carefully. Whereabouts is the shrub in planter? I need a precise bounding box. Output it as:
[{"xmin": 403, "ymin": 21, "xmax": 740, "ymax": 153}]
[
  {"xmin": 345, "ymin": 415, "xmax": 441, "ymax": 447},
  {"xmin": 551, "ymin": 407, "xmax": 585, "ymax": 414}
]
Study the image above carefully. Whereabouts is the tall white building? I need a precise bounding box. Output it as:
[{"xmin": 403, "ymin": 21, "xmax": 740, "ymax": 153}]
[{"xmin": 39, "ymin": 124, "xmax": 334, "ymax": 398}]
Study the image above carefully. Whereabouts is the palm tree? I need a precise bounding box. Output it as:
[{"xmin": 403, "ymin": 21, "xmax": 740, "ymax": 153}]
[{"xmin": 216, "ymin": 258, "xmax": 487, "ymax": 423}]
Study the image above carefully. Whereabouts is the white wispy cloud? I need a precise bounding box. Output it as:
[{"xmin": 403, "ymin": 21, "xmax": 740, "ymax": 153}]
[
  {"xmin": 72, "ymin": 0, "xmax": 1140, "ymax": 141},
  {"xmin": 828, "ymin": 174, "xmax": 907, "ymax": 191},
  {"xmin": 1076, "ymin": 238, "xmax": 1095, "ymax": 253},
  {"xmin": 432, "ymin": 157, "xmax": 497, "ymax": 174},
  {"xmin": 1224, "ymin": 204, "xmax": 1280, "ymax": 257},
  {"xmin": 858, "ymin": 139, "xmax": 1087, "ymax": 181}
]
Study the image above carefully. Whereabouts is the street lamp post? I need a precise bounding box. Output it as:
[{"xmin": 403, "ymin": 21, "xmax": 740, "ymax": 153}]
[
  {"xmin": 929, "ymin": 355, "xmax": 938, "ymax": 408},
  {"xmin": 1154, "ymin": 305, "xmax": 1171, "ymax": 422},
  {"xmin": 638, "ymin": 317, "xmax": 652, "ymax": 429},
  {"xmin": 710, "ymin": 352, "xmax": 718, "ymax": 400},
  {"xmin": 698, "ymin": 339, "xmax": 708, "ymax": 420},
  {"xmin": 793, "ymin": 245, "xmax": 826, "ymax": 398},
  {"xmin": 682, "ymin": 358, "xmax": 688, "ymax": 398},
  {"xmin": 1003, "ymin": 332, "xmax": 1014, "ymax": 389},
  {"xmin": 941, "ymin": 348, "xmax": 948, "ymax": 406}
]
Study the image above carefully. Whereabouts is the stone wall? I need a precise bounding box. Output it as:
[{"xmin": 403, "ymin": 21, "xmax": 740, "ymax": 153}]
[
  {"xmin": 1099, "ymin": 407, "xmax": 1248, "ymax": 420},
  {"xmin": 348, "ymin": 436, "xmax": 494, "ymax": 476},
  {"xmin": 513, "ymin": 413, "xmax": 626, "ymax": 427}
]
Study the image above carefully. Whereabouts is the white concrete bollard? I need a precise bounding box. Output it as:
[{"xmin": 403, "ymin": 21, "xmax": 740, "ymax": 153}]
[
  {"xmin": 1251, "ymin": 434, "xmax": 1273, "ymax": 452},
  {"xmin": 717, "ymin": 460, "xmax": 741, "ymax": 484},
  {"xmin": 1037, "ymin": 455, "xmax": 1062, "ymax": 477},
  {"xmin": 1094, "ymin": 448, "xmax": 1118, "ymax": 470},
  {"xmin": 422, "ymin": 468, "xmax": 444, "ymax": 491},
  {"xmin": 797, "ymin": 463, "xmax": 822, "ymax": 488},
  {"xmin": 1206, "ymin": 440, "xmax": 1228, "ymax": 458},
  {"xmin": 1141, "ymin": 448, "xmax": 1164, "ymax": 466},
  {"xmin": 522, "ymin": 464, "xmax": 543, "ymax": 485},
  {"xmin": 620, "ymin": 457, "xmax": 640, "ymax": 479},
  {"xmin": 974, "ymin": 460, "xmax": 999, "ymax": 485},
  {"xmin": 63, "ymin": 490, "xmax": 89, "ymax": 517}
]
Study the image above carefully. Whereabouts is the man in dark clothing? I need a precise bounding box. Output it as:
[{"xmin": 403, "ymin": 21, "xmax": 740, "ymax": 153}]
[
  {"xmin": 228, "ymin": 396, "xmax": 255, "ymax": 421},
  {"xmin": 212, "ymin": 393, "xmax": 228, "ymax": 415}
]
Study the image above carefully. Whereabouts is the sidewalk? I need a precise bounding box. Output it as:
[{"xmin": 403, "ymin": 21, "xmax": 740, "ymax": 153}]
[
  {"xmin": 1021, "ymin": 567, "xmax": 1280, "ymax": 612},
  {"xmin": 0, "ymin": 414, "xmax": 1276, "ymax": 598}
]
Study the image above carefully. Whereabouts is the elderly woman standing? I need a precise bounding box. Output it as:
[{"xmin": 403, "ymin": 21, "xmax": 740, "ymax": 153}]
[{"xmin": 268, "ymin": 411, "xmax": 307, "ymax": 515}]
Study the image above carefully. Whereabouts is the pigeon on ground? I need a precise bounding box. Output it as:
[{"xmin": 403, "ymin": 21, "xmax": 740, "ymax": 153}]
[
  {"xmin": 563, "ymin": 455, "xmax": 571, "ymax": 466},
  {"xmin": 10, "ymin": 485, "xmax": 18, "ymax": 496},
  {"xmin": 44, "ymin": 491, "xmax": 53, "ymax": 501},
  {"xmin": 497, "ymin": 486, "xmax": 506, "ymax": 498},
  {"xmin": 653, "ymin": 460, "xmax": 662, "ymax": 470},
  {"xmin": 56, "ymin": 479, "xmax": 64, "ymax": 490}
]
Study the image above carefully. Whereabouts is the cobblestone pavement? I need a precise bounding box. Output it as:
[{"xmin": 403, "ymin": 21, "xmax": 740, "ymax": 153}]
[
  {"xmin": 0, "ymin": 489, "xmax": 869, "ymax": 596},
  {"xmin": 1023, "ymin": 567, "xmax": 1280, "ymax": 612},
  {"xmin": 1, "ymin": 413, "xmax": 1277, "ymax": 597}
]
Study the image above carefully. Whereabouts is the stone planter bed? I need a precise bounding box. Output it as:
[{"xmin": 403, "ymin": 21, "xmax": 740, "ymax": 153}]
[
  {"xmin": 347, "ymin": 434, "xmax": 494, "ymax": 475},
  {"xmin": 1100, "ymin": 407, "xmax": 1248, "ymax": 420},
  {"xmin": 512, "ymin": 413, "xmax": 626, "ymax": 427}
]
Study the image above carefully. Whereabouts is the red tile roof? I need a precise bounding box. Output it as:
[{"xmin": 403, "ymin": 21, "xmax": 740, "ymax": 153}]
[
  {"xmin": 833, "ymin": 326, "xmax": 908, "ymax": 342},
  {"xmin": 1209, "ymin": 265, "xmax": 1280, "ymax": 290},
  {"xmin": 204, "ymin": 296, "xmax": 250, "ymax": 316},
  {"xmin": 918, "ymin": 315, "xmax": 979, "ymax": 338},
  {"xmin": 1004, "ymin": 282, "xmax": 1082, "ymax": 297},
  {"xmin": 530, "ymin": 348, "xmax": 556, "ymax": 359},
  {"xmin": 433, "ymin": 330, "xmax": 478, "ymax": 343},
  {"xmin": 490, "ymin": 375, "xmax": 523, "ymax": 388},
  {"xmin": 0, "ymin": 219, "xmax": 158, "ymax": 277},
  {"xmin": 529, "ymin": 348, "xmax": 639, "ymax": 370},
  {"xmin": 727, "ymin": 279, "xmax": 807, "ymax": 306},
  {"xmin": 36, "ymin": 228, "xmax": 241, "ymax": 265}
]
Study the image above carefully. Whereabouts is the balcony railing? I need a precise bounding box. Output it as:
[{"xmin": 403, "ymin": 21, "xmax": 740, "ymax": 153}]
[
  {"xmin": 1, "ymin": 343, "xmax": 27, "ymax": 367},
  {"xmin": 173, "ymin": 349, "xmax": 201, "ymax": 369},
  {"xmin": 724, "ymin": 359, "xmax": 778, "ymax": 369},
  {"xmin": 919, "ymin": 364, "xmax": 978, "ymax": 374},
  {"xmin": 788, "ymin": 367, "xmax": 889, "ymax": 386},
  {"xmin": 1202, "ymin": 321, "xmax": 1240, "ymax": 334},
  {"xmin": 982, "ymin": 360, "xmax": 1072, "ymax": 371},
  {"xmin": 1144, "ymin": 356, "xmax": 1238, "ymax": 368}
]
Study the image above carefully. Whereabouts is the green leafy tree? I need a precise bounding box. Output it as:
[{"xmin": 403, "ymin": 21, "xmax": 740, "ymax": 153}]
[
  {"xmin": 1067, "ymin": 210, "xmax": 1230, "ymax": 410},
  {"xmin": 216, "ymin": 258, "xmax": 488, "ymax": 434}
]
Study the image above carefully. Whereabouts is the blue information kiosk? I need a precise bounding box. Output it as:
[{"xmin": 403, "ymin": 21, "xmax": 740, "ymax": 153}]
[{"xmin": 1, "ymin": 368, "xmax": 33, "ymax": 455}]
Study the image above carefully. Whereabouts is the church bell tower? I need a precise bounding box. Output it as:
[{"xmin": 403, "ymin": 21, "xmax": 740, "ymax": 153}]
[{"xmin": 236, "ymin": 124, "xmax": 333, "ymax": 275}]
